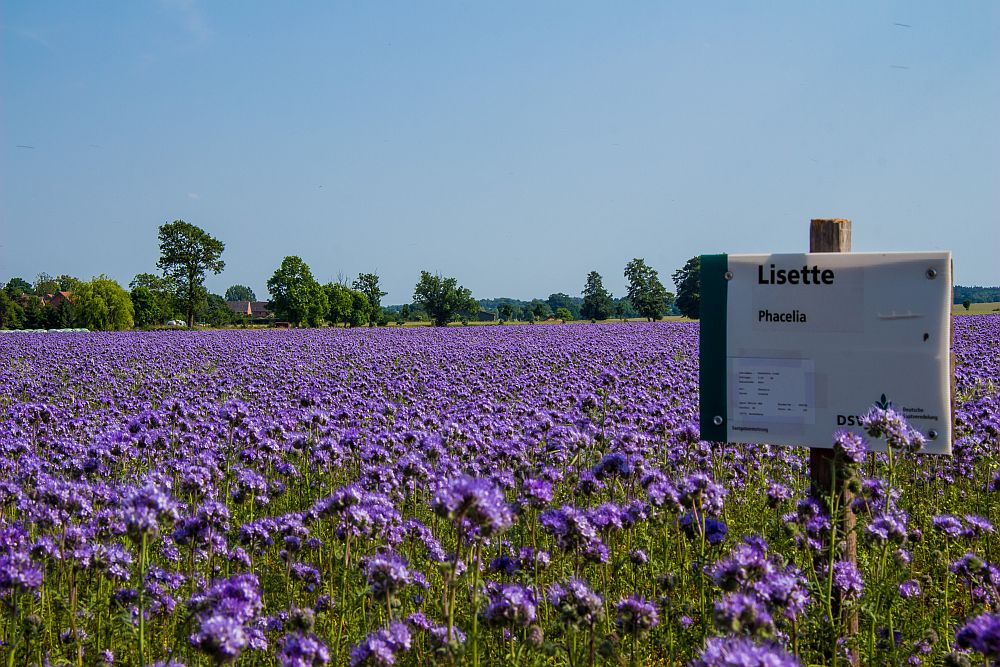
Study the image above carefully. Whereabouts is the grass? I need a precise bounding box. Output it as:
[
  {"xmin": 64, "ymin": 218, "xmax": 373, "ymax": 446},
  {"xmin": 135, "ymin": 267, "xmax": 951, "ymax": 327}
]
[{"xmin": 952, "ymin": 301, "xmax": 1000, "ymax": 315}]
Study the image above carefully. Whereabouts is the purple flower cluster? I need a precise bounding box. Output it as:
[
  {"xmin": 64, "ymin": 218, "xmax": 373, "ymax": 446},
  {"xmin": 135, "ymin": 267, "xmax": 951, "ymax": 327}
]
[
  {"xmin": 432, "ymin": 476, "xmax": 513, "ymax": 538},
  {"xmin": 349, "ymin": 622, "xmax": 411, "ymax": 667},
  {"xmin": 188, "ymin": 573, "xmax": 265, "ymax": 662},
  {"xmin": 548, "ymin": 577, "xmax": 605, "ymax": 630},
  {"xmin": 615, "ymin": 595, "xmax": 659, "ymax": 637},
  {"xmin": 689, "ymin": 636, "xmax": 801, "ymax": 667}
]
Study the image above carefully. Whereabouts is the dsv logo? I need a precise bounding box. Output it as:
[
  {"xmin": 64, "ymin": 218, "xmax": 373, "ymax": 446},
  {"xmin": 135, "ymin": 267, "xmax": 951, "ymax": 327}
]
[{"xmin": 836, "ymin": 394, "xmax": 891, "ymax": 427}]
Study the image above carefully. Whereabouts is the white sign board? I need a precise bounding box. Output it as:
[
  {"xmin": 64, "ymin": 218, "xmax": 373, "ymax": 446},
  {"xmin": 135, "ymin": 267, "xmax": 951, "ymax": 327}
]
[{"xmin": 699, "ymin": 252, "xmax": 952, "ymax": 454}]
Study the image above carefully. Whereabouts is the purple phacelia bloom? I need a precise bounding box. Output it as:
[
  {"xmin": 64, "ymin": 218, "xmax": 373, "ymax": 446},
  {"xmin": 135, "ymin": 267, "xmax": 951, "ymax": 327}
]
[
  {"xmin": 363, "ymin": 551, "xmax": 422, "ymax": 598},
  {"xmin": 955, "ymin": 612, "xmax": 1000, "ymax": 661},
  {"xmin": 680, "ymin": 514, "xmax": 728, "ymax": 545},
  {"xmin": 714, "ymin": 592, "xmax": 775, "ymax": 637},
  {"xmin": 898, "ymin": 580, "xmax": 921, "ymax": 599},
  {"xmin": 190, "ymin": 613, "xmax": 249, "ymax": 663},
  {"xmin": 678, "ymin": 472, "xmax": 727, "ymax": 516},
  {"xmin": 277, "ymin": 631, "xmax": 331, "ymax": 667},
  {"xmin": 830, "ymin": 560, "xmax": 864, "ymax": 601},
  {"xmin": 548, "ymin": 577, "xmax": 605, "ymax": 630},
  {"xmin": 482, "ymin": 583, "xmax": 537, "ymax": 628},
  {"xmin": 122, "ymin": 483, "xmax": 180, "ymax": 540},
  {"xmin": 833, "ymin": 430, "xmax": 866, "ymax": 464},
  {"xmin": 349, "ymin": 622, "xmax": 412, "ymax": 666},
  {"xmin": 431, "ymin": 476, "xmax": 512, "ymax": 538},
  {"xmin": 615, "ymin": 595, "xmax": 659, "ymax": 637},
  {"xmin": 689, "ymin": 636, "xmax": 801, "ymax": 667},
  {"xmin": 521, "ymin": 478, "xmax": 553, "ymax": 508},
  {"xmin": 932, "ymin": 514, "xmax": 966, "ymax": 539},
  {"xmin": 765, "ymin": 483, "xmax": 792, "ymax": 508}
]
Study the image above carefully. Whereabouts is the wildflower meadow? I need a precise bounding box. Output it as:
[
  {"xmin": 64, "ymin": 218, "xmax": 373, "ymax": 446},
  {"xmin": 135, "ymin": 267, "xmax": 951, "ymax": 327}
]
[{"xmin": 1, "ymin": 317, "xmax": 998, "ymax": 666}]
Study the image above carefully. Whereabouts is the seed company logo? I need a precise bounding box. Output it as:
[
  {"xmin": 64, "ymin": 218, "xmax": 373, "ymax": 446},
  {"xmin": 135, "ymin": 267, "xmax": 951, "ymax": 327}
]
[{"xmin": 836, "ymin": 394, "xmax": 889, "ymax": 426}]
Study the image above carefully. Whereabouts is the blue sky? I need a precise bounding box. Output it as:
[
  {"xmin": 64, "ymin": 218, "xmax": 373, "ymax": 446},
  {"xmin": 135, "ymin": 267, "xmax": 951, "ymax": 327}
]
[{"xmin": 3, "ymin": 1, "xmax": 998, "ymax": 303}]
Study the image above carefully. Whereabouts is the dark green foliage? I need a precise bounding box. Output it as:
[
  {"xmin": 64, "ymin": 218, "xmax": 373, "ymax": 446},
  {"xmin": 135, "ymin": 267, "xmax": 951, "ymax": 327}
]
[
  {"xmin": 625, "ymin": 258, "xmax": 673, "ymax": 321},
  {"xmin": 5, "ymin": 277, "xmax": 32, "ymax": 298},
  {"xmin": 0, "ymin": 290, "xmax": 24, "ymax": 328},
  {"xmin": 530, "ymin": 300, "xmax": 551, "ymax": 320},
  {"xmin": 413, "ymin": 271, "xmax": 478, "ymax": 326},
  {"xmin": 130, "ymin": 273, "xmax": 179, "ymax": 323},
  {"xmin": 672, "ymin": 256, "xmax": 701, "ymax": 320},
  {"xmin": 546, "ymin": 293, "xmax": 582, "ymax": 320},
  {"xmin": 268, "ymin": 256, "xmax": 328, "ymax": 327},
  {"xmin": 324, "ymin": 282, "xmax": 370, "ymax": 327},
  {"xmin": 33, "ymin": 273, "xmax": 60, "ymax": 297},
  {"xmin": 953, "ymin": 285, "xmax": 1000, "ymax": 304},
  {"xmin": 156, "ymin": 220, "xmax": 226, "ymax": 327},
  {"xmin": 199, "ymin": 294, "xmax": 240, "ymax": 327},
  {"xmin": 581, "ymin": 271, "xmax": 614, "ymax": 321},
  {"xmin": 130, "ymin": 286, "xmax": 160, "ymax": 328},
  {"xmin": 225, "ymin": 285, "xmax": 257, "ymax": 302},
  {"xmin": 353, "ymin": 273, "xmax": 387, "ymax": 326}
]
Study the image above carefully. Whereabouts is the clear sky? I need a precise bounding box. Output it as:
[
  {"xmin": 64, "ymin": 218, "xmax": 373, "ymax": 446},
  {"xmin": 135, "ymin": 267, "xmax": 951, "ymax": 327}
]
[{"xmin": 3, "ymin": 1, "xmax": 998, "ymax": 304}]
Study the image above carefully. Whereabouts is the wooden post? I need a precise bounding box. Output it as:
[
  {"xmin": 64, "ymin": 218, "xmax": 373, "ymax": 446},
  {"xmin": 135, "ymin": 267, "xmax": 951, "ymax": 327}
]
[{"xmin": 808, "ymin": 218, "xmax": 859, "ymax": 666}]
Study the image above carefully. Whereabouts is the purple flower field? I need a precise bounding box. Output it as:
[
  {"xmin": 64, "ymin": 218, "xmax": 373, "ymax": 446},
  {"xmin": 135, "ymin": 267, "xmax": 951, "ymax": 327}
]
[{"xmin": 1, "ymin": 317, "xmax": 999, "ymax": 666}]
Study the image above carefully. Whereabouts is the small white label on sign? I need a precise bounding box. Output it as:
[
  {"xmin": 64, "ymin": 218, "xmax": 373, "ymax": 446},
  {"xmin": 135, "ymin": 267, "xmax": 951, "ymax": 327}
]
[{"xmin": 732, "ymin": 357, "xmax": 815, "ymax": 424}]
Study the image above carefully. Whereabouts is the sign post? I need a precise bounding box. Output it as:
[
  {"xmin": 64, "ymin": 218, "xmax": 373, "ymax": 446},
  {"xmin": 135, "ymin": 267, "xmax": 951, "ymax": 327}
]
[
  {"xmin": 699, "ymin": 218, "xmax": 953, "ymax": 666},
  {"xmin": 808, "ymin": 219, "xmax": 858, "ymax": 667}
]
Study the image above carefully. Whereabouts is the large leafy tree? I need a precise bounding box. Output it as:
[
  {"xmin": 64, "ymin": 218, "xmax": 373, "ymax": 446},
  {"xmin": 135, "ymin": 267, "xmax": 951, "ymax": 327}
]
[
  {"xmin": 73, "ymin": 276, "xmax": 134, "ymax": 331},
  {"xmin": 672, "ymin": 256, "xmax": 701, "ymax": 319},
  {"xmin": 324, "ymin": 282, "xmax": 369, "ymax": 327},
  {"xmin": 625, "ymin": 258, "xmax": 673, "ymax": 321},
  {"xmin": 581, "ymin": 271, "xmax": 614, "ymax": 321},
  {"xmin": 0, "ymin": 290, "xmax": 25, "ymax": 329},
  {"xmin": 5, "ymin": 277, "xmax": 32, "ymax": 298},
  {"xmin": 225, "ymin": 285, "xmax": 256, "ymax": 302},
  {"xmin": 156, "ymin": 220, "xmax": 225, "ymax": 327},
  {"xmin": 131, "ymin": 273, "xmax": 179, "ymax": 323},
  {"xmin": 130, "ymin": 286, "xmax": 160, "ymax": 328},
  {"xmin": 412, "ymin": 271, "xmax": 477, "ymax": 326},
  {"xmin": 352, "ymin": 273, "xmax": 387, "ymax": 326},
  {"xmin": 267, "ymin": 256, "xmax": 328, "ymax": 327}
]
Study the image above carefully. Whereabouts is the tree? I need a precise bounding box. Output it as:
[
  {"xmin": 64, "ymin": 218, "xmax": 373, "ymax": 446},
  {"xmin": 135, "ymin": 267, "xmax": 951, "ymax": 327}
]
[
  {"xmin": 199, "ymin": 294, "xmax": 238, "ymax": 326},
  {"xmin": 581, "ymin": 271, "xmax": 614, "ymax": 321},
  {"xmin": 625, "ymin": 258, "xmax": 673, "ymax": 321},
  {"xmin": 672, "ymin": 256, "xmax": 701, "ymax": 320},
  {"xmin": 546, "ymin": 293, "xmax": 581, "ymax": 320},
  {"xmin": 0, "ymin": 290, "xmax": 24, "ymax": 329},
  {"xmin": 323, "ymin": 282, "xmax": 369, "ymax": 327},
  {"xmin": 530, "ymin": 300, "xmax": 551, "ymax": 320},
  {"xmin": 56, "ymin": 275, "xmax": 80, "ymax": 291},
  {"xmin": 73, "ymin": 276, "xmax": 134, "ymax": 331},
  {"xmin": 131, "ymin": 286, "xmax": 160, "ymax": 328},
  {"xmin": 225, "ymin": 285, "xmax": 257, "ymax": 302},
  {"xmin": 33, "ymin": 272, "xmax": 60, "ymax": 296},
  {"xmin": 157, "ymin": 220, "xmax": 225, "ymax": 327},
  {"xmin": 5, "ymin": 277, "xmax": 31, "ymax": 298},
  {"xmin": 412, "ymin": 271, "xmax": 477, "ymax": 326},
  {"xmin": 267, "ymin": 256, "xmax": 328, "ymax": 327},
  {"xmin": 555, "ymin": 307, "xmax": 573, "ymax": 322},
  {"xmin": 348, "ymin": 291, "xmax": 371, "ymax": 327},
  {"xmin": 353, "ymin": 273, "xmax": 387, "ymax": 326},
  {"xmin": 497, "ymin": 303, "xmax": 515, "ymax": 322},
  {"xmin": 131, "ymin": 273, "xmax": 179, "ymax": 322},
  {"xmin": 963, "ymin": 299, "xmax": 972, "ymax": 311}
]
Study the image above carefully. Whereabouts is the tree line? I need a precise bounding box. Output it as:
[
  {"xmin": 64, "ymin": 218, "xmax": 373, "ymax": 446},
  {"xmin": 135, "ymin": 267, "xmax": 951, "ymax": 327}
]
[{"xmin": 1, "ymin": 220, "xmax": 709, "ymax": 330}]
